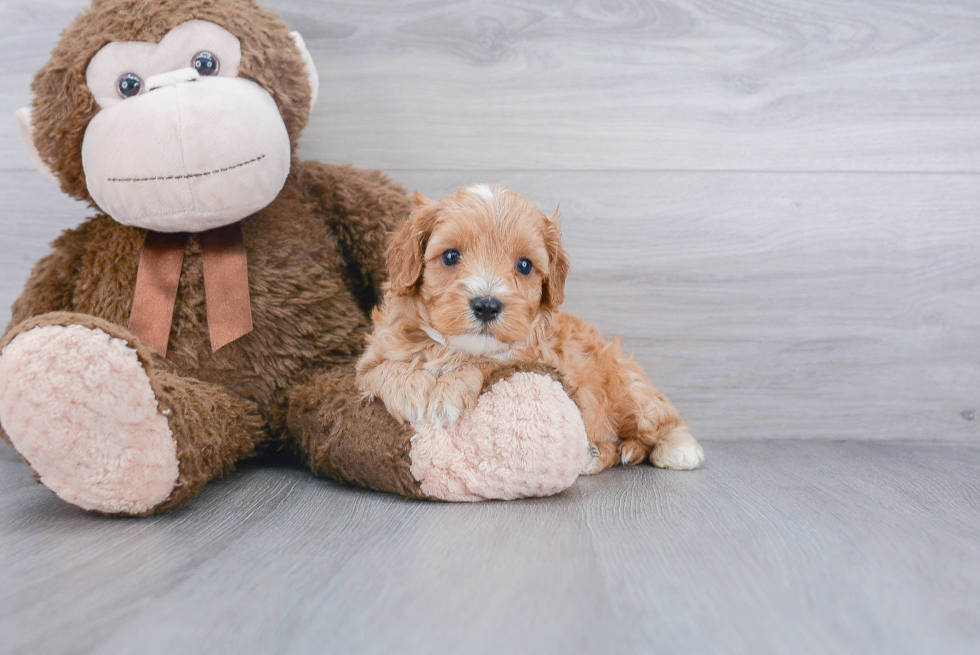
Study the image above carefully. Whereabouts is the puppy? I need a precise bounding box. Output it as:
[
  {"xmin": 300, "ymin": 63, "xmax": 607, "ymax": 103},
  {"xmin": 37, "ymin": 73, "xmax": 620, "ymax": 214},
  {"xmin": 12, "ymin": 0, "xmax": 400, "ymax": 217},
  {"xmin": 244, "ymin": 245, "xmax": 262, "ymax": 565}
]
[{"xmin": 356, "ymin": 184, "xmax": 704, "ymax": 474}]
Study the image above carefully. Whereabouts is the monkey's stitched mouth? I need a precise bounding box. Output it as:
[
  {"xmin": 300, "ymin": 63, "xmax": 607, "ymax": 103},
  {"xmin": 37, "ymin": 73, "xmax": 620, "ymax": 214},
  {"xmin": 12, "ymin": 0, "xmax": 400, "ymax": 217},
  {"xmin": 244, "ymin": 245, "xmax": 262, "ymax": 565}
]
[{"xmin": 107, "ymin": 154, "xmax": 266, "ymax": 182}]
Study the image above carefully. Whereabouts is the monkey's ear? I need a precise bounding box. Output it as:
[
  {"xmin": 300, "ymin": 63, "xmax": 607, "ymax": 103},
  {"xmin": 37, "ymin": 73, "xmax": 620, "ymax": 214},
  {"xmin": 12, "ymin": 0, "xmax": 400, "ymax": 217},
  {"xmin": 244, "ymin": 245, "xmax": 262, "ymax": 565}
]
[
  {"xmin": 14, "ymin": 108, "xmax": 57, "ymax": 182},
  {"xmin": 290, "ymin": 32, "xmax": 319, "ymax": 112}
]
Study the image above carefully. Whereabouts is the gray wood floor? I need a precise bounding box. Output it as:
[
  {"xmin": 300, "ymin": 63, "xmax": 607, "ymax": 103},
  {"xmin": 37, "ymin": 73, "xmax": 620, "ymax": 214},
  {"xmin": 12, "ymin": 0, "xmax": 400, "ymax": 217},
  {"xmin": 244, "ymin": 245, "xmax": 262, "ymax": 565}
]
[
  {"xmin": 3, "ymin": 440, "xmax": 980, "ymax": 655},
  {"xmin": 2, "ymin": 2, "xmax": 980, "ymax": 654}
]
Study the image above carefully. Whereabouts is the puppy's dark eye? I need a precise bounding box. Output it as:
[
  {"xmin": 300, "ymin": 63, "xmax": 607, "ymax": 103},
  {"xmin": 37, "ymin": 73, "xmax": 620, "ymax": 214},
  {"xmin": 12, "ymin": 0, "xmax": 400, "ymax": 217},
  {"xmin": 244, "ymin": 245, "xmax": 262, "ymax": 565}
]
[
  {"xmin": 442, "ymin": 249, "xmax": 461, "ymax": 267},
  {"xmin": 517, "ymin": 258, "xmax": 533, "ymax": 276},
  {"xmin": 117, "ymin": 73, "xmax": 143, "ymax": 98},
  {"xmin": 192, "ymin": 51, "xmax": 220, "ymax": 76}
]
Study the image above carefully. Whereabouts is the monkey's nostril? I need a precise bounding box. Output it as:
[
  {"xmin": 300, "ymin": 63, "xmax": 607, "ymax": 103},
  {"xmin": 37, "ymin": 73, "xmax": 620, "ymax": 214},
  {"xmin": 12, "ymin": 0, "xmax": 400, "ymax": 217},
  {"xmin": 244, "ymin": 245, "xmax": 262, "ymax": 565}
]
[
  {"xmin": 144, "ymin": 67, "xmax": 202, "ymax": 93},
  {"xmin": 470, "ymin": 297, "xmax": 503, "ymax": 323}
]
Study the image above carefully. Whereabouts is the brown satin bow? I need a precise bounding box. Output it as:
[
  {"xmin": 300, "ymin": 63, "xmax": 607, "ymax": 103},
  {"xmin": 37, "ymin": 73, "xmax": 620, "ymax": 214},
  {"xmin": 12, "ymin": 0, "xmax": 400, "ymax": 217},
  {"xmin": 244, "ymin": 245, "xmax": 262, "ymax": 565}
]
[{"xmin": 128, "ymin": 223, "xmax": 253, "ymax": 357}]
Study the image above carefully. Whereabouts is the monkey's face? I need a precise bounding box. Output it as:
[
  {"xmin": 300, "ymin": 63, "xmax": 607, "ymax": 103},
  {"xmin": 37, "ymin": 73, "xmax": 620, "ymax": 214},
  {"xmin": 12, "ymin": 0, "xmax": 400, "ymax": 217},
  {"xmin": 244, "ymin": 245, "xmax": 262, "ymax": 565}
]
[
  {"xmin": 19, "ymin": 12, "xmax": 319, "ymax": 234},
  {"xmin": 79, "ymin": 20, "xmax": 303, "ymax": 233}
]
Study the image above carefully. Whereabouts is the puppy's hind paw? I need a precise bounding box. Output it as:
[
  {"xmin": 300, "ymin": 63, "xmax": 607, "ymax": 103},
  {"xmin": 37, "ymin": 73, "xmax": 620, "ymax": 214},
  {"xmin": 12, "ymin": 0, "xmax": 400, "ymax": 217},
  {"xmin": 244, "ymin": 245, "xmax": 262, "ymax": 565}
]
[
  {"xmin": 650, "ymin": 426, "xmax": 705, "ymax": 470},
  {"xmin": 582, "ymin": 445, "xmax": 604, "ymax": 475},
  {"xmin": 618, "ymin": 439, "xmax": 650, "ymax": 466},
  {"xmin": 581, "ymin": 442, "xmax": 618, "ymax": 475}
]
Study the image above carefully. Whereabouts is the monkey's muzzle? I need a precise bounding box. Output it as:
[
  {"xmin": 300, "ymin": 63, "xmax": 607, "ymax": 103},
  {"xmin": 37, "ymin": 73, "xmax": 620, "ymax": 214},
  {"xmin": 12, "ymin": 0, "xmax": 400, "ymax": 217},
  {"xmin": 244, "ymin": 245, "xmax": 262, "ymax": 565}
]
[{"xmin": 81, "ymin": 75, "xmax": 291, "ymax": 232}]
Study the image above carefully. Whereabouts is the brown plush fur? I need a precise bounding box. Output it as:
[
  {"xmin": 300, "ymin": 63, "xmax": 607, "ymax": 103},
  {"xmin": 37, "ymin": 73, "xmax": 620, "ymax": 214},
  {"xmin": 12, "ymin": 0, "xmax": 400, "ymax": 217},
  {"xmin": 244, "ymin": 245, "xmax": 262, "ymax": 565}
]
[
  {"xmin": 358, "ymin": 185, "xmax": 702, "ymax": 474},
  {"xmin": 1, "ymin": 0, "xmax": 426, "ymax": 512}
]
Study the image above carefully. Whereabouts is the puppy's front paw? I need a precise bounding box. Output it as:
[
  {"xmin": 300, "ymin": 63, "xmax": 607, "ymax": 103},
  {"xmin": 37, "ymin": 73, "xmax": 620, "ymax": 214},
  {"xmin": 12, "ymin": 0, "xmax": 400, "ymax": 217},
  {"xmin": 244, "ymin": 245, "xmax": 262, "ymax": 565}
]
[
  {"xmin": 424, "ymin": 367, "xmax": 483, "ymax": 426},
  {"xmin": 379, "ymin": 370, "xmax": 439, "ymax": 425},
  {"xmin": 424, "ymin": 397, "xmax": 466, "ymax": 426}
]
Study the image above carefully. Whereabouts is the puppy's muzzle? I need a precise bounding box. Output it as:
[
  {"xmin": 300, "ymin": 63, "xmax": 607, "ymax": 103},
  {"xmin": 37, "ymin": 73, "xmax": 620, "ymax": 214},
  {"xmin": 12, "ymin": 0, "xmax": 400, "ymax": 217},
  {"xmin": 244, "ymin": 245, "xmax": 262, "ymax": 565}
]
[{"xmin": 470, "ymin": 297, "xmax": 503, "ymax": 323}]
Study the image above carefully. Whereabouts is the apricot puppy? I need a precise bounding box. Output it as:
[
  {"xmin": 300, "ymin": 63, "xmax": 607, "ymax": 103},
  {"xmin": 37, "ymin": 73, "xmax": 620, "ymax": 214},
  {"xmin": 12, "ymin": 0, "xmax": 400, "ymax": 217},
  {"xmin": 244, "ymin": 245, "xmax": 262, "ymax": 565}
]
[{"xmin": 357, "ymin": 184, "xmax": 704, "ymax": 474}]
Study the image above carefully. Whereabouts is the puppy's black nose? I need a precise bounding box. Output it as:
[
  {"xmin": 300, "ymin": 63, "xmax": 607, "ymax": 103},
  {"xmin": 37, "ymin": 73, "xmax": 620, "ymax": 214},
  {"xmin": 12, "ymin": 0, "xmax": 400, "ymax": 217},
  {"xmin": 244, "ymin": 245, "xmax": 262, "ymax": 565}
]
[{"xmin": 470, "ymin": 297, "xmax": 503, "ymax": 323}]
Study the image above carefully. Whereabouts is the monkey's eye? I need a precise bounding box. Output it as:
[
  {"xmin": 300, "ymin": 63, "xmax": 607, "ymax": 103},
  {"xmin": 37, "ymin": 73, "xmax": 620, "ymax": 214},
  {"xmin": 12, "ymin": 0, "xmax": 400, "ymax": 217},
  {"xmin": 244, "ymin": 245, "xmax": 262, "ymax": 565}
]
[
  {"xmin": 192, "ymin": 51, "xmax": 220, "ymax": 76},
  {"xmin": 517, "ymin": 258, "xmax": 534, "ymax": 276},
  {"xmin": 442, "ymin": 249, "xmax": 461, "ymax": 267},
  {"xmin": 116, "ymin": 73, "xmax": 143, "ymax": 98}
]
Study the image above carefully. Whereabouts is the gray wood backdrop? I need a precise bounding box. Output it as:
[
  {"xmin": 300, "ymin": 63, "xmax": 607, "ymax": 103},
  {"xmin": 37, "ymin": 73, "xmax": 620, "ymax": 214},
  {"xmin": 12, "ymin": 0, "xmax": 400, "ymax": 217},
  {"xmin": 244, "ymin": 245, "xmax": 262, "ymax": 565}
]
[{"xmin": 1, "ymin": 0, "xmax": 978, "ymax": 442}]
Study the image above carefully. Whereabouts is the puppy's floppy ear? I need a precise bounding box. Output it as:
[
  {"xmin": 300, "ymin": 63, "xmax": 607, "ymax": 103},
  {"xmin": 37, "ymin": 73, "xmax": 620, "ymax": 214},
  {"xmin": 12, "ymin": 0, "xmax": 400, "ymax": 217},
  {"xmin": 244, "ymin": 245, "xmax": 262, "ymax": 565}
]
[
  {"xmin": 387, "ymin": 196, "xmax": 438, "ymax": 295},
  {"xmin": 541, "ymin": 207, "xmax": 569, "ymax": 309},
  {"xmin": 413, "ymin": 190, "xmax": 432, "ymax": 207}
]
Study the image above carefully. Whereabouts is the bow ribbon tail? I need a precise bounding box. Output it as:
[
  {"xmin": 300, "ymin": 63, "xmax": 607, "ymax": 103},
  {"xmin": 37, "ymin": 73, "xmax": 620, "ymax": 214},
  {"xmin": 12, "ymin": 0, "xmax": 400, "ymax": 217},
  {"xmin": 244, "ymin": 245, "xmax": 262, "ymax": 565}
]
[
  {"xmin": 200, "ymin": 223, "xmax": 254, "ymax": 352},
  {"xmin": 129, "ymin": 231, "xmax": 188, "ymax": 357}
]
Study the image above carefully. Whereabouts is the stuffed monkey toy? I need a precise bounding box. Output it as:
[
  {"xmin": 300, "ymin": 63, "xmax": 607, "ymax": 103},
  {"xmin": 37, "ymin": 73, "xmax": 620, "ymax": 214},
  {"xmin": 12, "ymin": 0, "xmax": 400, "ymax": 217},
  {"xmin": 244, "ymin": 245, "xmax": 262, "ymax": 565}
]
[{"xmin": 0, "ymin": 0, "xmax": 589, "ymax": 516}]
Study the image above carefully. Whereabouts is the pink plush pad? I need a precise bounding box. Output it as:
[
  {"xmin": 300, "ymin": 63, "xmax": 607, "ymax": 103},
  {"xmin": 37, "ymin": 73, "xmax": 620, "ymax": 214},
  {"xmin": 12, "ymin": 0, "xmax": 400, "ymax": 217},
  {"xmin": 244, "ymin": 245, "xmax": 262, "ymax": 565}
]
[
  {"xmin": 410, "ymin": 372, "xmax": 590, "ymax": 501},
  {"xmin": 0, "ymin": 325, "xmax": 178, "ymax": 514}
]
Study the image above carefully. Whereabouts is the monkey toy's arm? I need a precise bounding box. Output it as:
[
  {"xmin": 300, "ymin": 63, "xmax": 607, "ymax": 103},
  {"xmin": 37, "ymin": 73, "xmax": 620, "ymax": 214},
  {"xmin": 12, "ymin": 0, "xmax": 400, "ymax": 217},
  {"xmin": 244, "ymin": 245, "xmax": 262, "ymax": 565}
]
[{"xmin": 296, "ymin": 161, "xmax": 413, "ymax": 313}]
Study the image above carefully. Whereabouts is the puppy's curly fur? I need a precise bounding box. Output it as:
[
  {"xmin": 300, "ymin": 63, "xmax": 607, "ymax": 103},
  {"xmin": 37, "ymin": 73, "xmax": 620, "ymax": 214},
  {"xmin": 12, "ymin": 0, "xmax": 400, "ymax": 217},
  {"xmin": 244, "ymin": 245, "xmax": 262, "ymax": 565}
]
[{"xmin": 357, "ymin": 184, "xmax": 704, "ymax": 474}]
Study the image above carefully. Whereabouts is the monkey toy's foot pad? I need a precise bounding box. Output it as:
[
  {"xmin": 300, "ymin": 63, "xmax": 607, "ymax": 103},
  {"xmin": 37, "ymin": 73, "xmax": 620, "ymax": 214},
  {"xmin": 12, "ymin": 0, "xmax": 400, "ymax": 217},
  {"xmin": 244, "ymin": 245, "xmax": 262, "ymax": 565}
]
[
  {"xmin": 409, "ymin": 372, "xmax": 590, "ymax": 501},
  {"xmin": 0, "ymin": 325, "xmax": 178, "ymax": 514}
]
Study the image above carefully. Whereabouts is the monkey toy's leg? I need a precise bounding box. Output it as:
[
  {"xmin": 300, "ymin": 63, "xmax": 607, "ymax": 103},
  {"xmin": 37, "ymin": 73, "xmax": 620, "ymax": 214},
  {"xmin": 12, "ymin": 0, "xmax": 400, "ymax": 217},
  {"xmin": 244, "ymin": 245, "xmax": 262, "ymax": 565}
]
[
  {"xmin": 287, "ymin": 364, "xmax": 591, "ymax": 502},
  {"xmin": 0, "ymin": 313, "xmax": 265, "ymax": 516}
]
